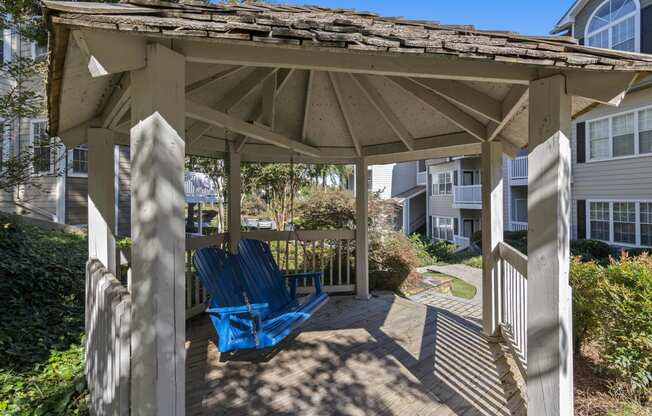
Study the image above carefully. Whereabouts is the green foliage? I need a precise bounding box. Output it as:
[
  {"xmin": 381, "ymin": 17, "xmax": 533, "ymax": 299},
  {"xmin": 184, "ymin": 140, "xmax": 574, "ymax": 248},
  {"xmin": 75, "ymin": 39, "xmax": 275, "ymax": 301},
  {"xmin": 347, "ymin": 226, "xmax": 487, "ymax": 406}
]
[
  {"xmin": 296, "ymin": 189, "xmax": 355, "ymax": 230},
  {"xmin": 571, "ymin": 253, "xmax": 652, "ymax": 400},
  {"xmin": 460, "ymin": 255, "xmax": 482, "ymax": 269},
  {"xmin": 0, "ymin": 214, "xmax": 88, "ymax": 415},
  {"xmin": 427, "ymin": 240, "xmax": 457, "ymax": 262},
  {"xmin": 408, "ymin": 234, "xmax": 436, "ymax": 267},
  {"xmin": 470, "ymin": 230, "xmax": 527, "ymax": 254},
  {"xmin": 571, "ymin": 239, "xmax": 612, "ymax": 262},
  {"xmin": 0, "ymin": 342, "xmax": 88, "ymax": 415},
  {"xmin": 369, "ymin": 231, "xmax": 419, "ymax": 292}
]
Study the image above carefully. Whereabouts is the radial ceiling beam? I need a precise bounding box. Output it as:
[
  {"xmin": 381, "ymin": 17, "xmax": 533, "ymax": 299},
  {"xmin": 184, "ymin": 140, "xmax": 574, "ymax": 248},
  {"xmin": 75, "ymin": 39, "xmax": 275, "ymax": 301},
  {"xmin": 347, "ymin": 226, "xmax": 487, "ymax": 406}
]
[
  {"xmin": 363, "ymin": 132, "xmax": 482, "ymax": 164},
  {"xmin": 186, "ymin": 100, "xmax": 321, "ymax": 158},
  {"xmin": 100, "ymin": 73, "xmax": 131, "ymax": 129},
  {"xmin": 186, "ymin": 67, "xmax": 276, "ymax": 144},
  {"xmin": 487, "ymin": 85, "xmax": 529, "ymax": 141},
  {"xmin": 329, "ymin": 72, "xmax": 362, "ymax": 156},
  {"xmin": 185, "ymin": 66, "xmax": 245, "ymax": 94},
  {"xmin": 300, "ymin": 70, "xmax": 314, "ymax": 143},
  {"xmin": 234, "ymin": 68, "xmax": 296, "ymax": 152},
  {"xmin": 388, "ymin": 76, "xmax": 487, "ymax": 142},
  {"xmin": 410, "ymin": 77, "xmax": 502, "ymax": 123},
  {"xmin": 352, "ymin": 73, "xmax": 415, "ymax": 151}
]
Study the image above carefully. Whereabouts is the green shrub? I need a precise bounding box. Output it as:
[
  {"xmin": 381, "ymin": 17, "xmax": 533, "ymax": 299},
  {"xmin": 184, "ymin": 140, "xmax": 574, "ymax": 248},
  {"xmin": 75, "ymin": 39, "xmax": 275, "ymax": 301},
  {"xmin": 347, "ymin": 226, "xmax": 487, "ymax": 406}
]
[
  {"xmin": 408, "ymin": 234, "xmax": 436, "ymax": 267},
  {"xmin": 296, "ymin": 189, "xmax": 355, "ymax": 230},
  {"xmin": 0, "ymin": 214, "xmax": 88, "ymax": 415},
  {"xmin": 427, "ymin": 239, "xmax": 457, "ymax": 262},
  {"xmin": 571, "ymin": 253, "xmax": 652, "ymax": 399},
  {"xmin": 470, "ymin": 230, "xmax": 527, "ymax": 254},
  {"xmin": 369, "ymin": 232, "xmax": 419, "ymax": 292},
  {"xmin": 570, "ymin": 239, "xmax": 612, "ymax": 262}
]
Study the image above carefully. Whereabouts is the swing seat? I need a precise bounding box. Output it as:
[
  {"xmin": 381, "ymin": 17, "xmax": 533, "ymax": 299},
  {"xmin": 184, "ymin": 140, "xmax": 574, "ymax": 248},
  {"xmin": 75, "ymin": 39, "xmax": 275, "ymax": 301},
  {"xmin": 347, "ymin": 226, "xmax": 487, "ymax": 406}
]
[{"xmin": 193, "ymin": 243, "xmax": 328, "ymax": 353}]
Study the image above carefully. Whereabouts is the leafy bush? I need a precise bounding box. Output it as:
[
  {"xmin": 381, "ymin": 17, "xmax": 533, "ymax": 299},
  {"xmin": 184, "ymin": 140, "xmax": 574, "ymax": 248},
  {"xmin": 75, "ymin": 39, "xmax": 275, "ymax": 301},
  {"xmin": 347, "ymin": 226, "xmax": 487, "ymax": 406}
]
[
  {"xmin": 570, "ymin": 239, "xmax": 612, "ymax": 262},
  {"xmin": 408, "ymin": 234, "xmax": 436, "ymax": 267},
  {"xmin": 296, "ymin": 189, "xmax": 355, "ymax": 230},
  {"xmin": 369, "ymin": 231, "xmax": 419, "ymax": 292},
  {"xmin": 427, "ymin": 239, "xmax": 457, "ymax": 262},
  {"xmin": 571, "ymin": 253, "xmax": 652, "ymax": 399},
  {"xmin": 0, "ymin": 214, "xmax": 88, "ymax": 415},
  {"xmin": 470, "ymin": 230, "xmax": 527, "ymax": 254}
]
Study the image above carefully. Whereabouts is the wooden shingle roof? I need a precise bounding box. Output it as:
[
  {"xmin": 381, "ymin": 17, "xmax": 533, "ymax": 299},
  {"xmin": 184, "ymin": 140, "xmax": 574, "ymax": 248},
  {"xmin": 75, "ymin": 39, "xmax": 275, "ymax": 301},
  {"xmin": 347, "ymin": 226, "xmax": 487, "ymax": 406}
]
[{"xmin": 43, "ymin": 0, "xmax": 652, "ymax": 72}]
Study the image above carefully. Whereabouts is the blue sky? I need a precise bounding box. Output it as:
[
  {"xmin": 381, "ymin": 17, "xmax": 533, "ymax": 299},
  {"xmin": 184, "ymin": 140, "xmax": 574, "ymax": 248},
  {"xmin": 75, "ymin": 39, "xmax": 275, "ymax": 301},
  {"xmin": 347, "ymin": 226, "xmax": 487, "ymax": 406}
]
[{"xmin": 274, "ymin": 0, "xmax": 575, "ymax": 36}]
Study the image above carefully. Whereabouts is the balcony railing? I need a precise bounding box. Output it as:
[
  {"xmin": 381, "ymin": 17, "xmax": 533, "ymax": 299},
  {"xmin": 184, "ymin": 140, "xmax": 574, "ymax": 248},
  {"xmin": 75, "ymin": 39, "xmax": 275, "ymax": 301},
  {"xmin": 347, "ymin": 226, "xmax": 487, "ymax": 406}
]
[
  {"xmin": 510, "ymin": 156, "xmax": 528, "ymax": 179},
  {"xmin": 511, "ymin": 221, "xmax": 528, "ymax": 231},
  {"xmin": 453, "ymin": 185, "xmax": 482, "ymax": 207}
]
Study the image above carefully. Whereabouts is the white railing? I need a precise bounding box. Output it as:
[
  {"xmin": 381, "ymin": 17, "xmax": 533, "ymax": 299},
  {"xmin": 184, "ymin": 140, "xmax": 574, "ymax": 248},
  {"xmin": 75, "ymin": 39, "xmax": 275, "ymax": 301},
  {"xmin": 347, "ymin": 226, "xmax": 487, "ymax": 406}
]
[
  {"xmin": 454, "ymin": 235, "xmax": 470, "ymax": 247},
  {"xmin": 511, "ymin": 221, "xmax": 528, "ymax": 231},
  {"xmin": 86, "ymin": 259, "xmax": 131, "ymax": 416},
  {"xmin": 453, "ymin": 185, "xmax": 482, "ymax": 206},
  {"xmin": 417, "ymin": 171, "xmax": 427, "ymax": 185},
  {"xmin": 510, "ymin": 156, "xmax": 528, "ymax": 179},
  {"xmin": 184, "ymin": 229, "xmax": 357, "ymax": 319},
  {"xmin": 498, "ymin": 241, "xmax": 528, "ymax": 381}
]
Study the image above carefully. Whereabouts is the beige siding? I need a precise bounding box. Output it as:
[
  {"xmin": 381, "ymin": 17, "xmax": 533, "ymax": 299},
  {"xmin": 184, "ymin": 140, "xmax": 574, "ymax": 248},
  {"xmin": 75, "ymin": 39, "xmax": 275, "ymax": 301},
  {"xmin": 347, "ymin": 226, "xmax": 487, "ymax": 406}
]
[{"xmin": 428, "ymin": 160, "xmax": 460, "ymax": 219}]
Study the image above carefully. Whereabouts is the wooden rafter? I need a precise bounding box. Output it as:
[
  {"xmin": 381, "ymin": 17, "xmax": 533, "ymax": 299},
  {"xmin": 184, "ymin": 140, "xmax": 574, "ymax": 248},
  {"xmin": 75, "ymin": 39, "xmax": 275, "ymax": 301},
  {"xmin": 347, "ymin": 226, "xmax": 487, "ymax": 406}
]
[
  {"xmin": 388, "ymin": 76, "xmax": 486, "ymax": 142},
  {"xmin": 185, "ymin": 66, "xmax": 244, "ymax": 94},
  {"xmin": 328, "ymin": 72, "xmax": 362, "ymax": 157},
  {"xmin": 351, "ymin": 73, "xmax": 415, "ymax": 151},
  {"xmin": 487, "ymin": 85, "xmax": 529, "ymax": 141},
  {"xmin": 411, "ymin": 78, "xmax": 502, "ymax": 123},
  {"xmin": 186, "ymin": 100, "xmax": 321, "ymax": 158},
  {"xmin": 100, "ymin": 73, "xmax": 131, "ymax": 129},
  {"xmin": 300, "ymin": 70, "xmax": 314, "ymax": 143}
]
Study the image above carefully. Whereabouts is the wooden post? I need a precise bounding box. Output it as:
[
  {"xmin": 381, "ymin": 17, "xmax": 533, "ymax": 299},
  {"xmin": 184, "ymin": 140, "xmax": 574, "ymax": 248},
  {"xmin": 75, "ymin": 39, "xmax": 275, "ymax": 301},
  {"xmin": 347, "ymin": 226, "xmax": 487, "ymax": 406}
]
[
  {"xmin": 87, "ymin": 128, "xmax": 117, "ymax": 275},
  {"xmin": 227, "ymin": 147, "xmax": 241, "ymax": 253},
  {"xmin": 130, "ymin": 43, "xmax": 186, "ymax": 416},
  {"xmin": 481, "ymin": 140, "xmax": 503, "ymax": 336},
  {"xmin": 355, "ymin": 158, "xmax": 370, "ymax": 300},
  {"xmin": 527, "ymin": 74, "xmax": 573, "ymax": 416}
]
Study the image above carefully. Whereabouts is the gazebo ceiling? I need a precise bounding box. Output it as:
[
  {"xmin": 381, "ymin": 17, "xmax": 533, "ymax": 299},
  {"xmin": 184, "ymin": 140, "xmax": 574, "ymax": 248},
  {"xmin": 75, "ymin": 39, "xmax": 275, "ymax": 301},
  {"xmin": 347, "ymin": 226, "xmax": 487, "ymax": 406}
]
[{"xmin": 43, "ymin": 0, "xmax": 652, "ymax": 163}]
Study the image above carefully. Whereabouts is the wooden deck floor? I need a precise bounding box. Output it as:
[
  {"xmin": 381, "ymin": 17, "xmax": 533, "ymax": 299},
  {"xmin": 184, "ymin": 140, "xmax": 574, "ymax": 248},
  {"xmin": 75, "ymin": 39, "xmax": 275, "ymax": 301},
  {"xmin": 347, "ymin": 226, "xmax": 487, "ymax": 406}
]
[{"xmin": 186, "ymin": 293, "xmax": 525, "ymax": 416}]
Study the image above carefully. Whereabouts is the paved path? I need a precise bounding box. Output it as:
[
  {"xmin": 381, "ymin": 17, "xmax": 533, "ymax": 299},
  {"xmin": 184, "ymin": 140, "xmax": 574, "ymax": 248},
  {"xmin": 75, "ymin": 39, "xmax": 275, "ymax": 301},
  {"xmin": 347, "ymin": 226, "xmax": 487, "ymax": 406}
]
[{"xmin": 420, "ymin": 263, "xmax": 483, "ymax": 303}]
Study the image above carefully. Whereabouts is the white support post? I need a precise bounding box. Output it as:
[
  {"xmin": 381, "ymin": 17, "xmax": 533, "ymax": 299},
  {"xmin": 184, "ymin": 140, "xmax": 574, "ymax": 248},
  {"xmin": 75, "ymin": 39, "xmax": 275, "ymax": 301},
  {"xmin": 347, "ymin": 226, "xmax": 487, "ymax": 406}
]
[
  {"xmin": 87, "ymin": 128, "xmax": 117, "ymax": 275},
  {"xmin": 355, "ymin": 158, "xmax": 370, "ymax": 300},
  {"xmin": 527, "ymin": 74, "xmax": 574, "ymax": 416},
  {"xmin": 481, "ymin": 140, "xmax": 503, "ymax": 336},
  {"xmin": 130, "ymin": 43, "xmax": 186, "ymax": 416},
  {"xmin": 227, "ymin": 147, "xmax": 241, "ymax": 253}
]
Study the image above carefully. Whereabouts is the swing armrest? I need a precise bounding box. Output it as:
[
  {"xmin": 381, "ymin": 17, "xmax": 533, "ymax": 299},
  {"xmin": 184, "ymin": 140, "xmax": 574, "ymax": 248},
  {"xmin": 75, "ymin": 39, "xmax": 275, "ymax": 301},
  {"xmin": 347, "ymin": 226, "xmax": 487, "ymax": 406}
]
[
  {"xmin": 207, "ymin": 303, "xmax": 269, "ymax": 316},
  {"xmin": 284, "ymin": 272, "xmax": 323, "ymax": 298}
]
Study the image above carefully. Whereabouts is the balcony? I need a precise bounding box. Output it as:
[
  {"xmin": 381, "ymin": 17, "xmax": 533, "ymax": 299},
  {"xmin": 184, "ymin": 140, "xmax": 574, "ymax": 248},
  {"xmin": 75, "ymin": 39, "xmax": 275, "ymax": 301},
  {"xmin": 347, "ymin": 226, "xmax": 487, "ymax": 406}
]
[
  {"xmin": 453, "ymin": 185, "xmax": 482, "ymax": 209},
  {"xmin": 509, "ymin": 156, "xmax": 528, "ymax": 186}
]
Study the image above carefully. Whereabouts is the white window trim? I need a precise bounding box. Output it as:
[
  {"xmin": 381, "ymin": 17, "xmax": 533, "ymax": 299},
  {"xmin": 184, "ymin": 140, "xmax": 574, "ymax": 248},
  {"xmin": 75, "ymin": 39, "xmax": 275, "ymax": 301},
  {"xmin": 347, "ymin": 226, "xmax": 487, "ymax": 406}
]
[
  {"xmin": 585, "ymin": 104, "xmax": 652, "ymax": 163},
  {"xmin": 585, "ymin": 0, "xmax": 640, "ymax": 52},
  {"xmin": 586, "ymin": 199, "xmax": 652, "ymax": 248},
  {"xmin": 432, "ymin": 170, "xmax": 453, "ymax": 196},
  {"xmin": 30, "ymin": 118, "xmax": 55, "ymax": 176},
  {"xmin": 432, "ymin": 216, "xmax": 455, "ymax": 242},
  {"xmin": 67, "ymin": 145, "xmax": 88, "ymax": 178}
]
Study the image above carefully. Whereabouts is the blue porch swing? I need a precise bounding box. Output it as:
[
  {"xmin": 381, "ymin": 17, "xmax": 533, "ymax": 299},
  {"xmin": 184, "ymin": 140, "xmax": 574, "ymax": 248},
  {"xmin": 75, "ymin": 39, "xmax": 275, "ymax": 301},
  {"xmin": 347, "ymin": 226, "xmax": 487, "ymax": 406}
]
[{"xmin": 192, "ymin": 156, "xmax": 328, "ymax": 352}]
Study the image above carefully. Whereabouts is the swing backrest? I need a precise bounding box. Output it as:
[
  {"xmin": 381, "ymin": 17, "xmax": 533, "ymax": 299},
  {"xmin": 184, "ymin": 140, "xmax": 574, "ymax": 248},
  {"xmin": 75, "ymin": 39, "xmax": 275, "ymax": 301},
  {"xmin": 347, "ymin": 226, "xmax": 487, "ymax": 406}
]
[
  {"xmin": 238, "ymin": 239, "xmax": 294, "ymax": 313},
  {"xmin": 193, "ymin": 246, "xmax": 247, "ymax": 308}
]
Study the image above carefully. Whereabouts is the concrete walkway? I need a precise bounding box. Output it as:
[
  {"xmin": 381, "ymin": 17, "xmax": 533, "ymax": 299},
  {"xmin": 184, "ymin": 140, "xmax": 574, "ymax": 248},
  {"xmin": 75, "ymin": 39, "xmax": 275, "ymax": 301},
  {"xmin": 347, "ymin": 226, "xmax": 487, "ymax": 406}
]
[{"xmin": 418, "ymin": 263, "xmax": 483, "ymax": 304}]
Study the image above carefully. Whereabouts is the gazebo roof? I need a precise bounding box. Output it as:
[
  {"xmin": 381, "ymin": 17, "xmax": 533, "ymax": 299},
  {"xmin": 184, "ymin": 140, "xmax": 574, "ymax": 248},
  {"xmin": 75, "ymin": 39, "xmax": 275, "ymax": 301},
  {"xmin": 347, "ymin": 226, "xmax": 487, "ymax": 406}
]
[{"xmin": 43, "ymin": 0, "xmax": 652, "ymax": 164}]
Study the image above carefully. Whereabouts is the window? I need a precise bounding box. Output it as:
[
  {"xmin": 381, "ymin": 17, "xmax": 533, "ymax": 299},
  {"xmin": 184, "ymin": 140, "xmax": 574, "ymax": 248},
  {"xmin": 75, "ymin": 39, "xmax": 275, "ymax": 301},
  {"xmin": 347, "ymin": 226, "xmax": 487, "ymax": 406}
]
[
  {"xmin": 31, "ymin": 120, "xmax": 52, "ymax": 174},
  {"xmin": 586, "ymin": 0, "xmax": 639, "ymax": 52},
  {"xmin": 512, "ymin": 198, "xmax": 528, "ymax": 223},
  {"xmin": 433, "ymin": 171, "xmax": 452, "ymax": 195},
  {"xmin": 32, "ymin": 41, "xmax": 47, "ymax": 59},
  {"xmin": 638, "ymin": 108, "xmax": 652, "ymax": 154},
  {"xmin": 590, "ymin": 202, "xmax": 610, "ymax": 241},
  {"xmin": 587, "ymin": 106, "xmax": 652, "ymax": 161},
  {"xmin": 641, "ymin": 203, "xmax": 652, "ymax": 246},
  {"xmin": 72, "ymin": 145, "xmax": 88, "ymax": 175},
  {"xmin": 433, "ymin": 217, "xmax": 453, "ymax": 242},
  {"xmin": 418, "ymin": 160, "xmax": 426, "ymax": 172},
  {"xmin": 612, "ymin": 113, "xmax": 635, "ymax": 157},
  {"xmin": 613, "ymin": 202, "xmax": 636, "ymax": 244}
]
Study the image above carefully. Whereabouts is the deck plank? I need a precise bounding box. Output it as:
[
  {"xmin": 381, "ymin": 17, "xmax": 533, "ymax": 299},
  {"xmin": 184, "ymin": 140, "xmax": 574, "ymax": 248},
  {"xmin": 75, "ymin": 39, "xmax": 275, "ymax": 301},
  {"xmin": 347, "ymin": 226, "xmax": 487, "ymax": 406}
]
[{"xmin": 186, "ymin": 294, "xmax": 523, "ymax": 416}]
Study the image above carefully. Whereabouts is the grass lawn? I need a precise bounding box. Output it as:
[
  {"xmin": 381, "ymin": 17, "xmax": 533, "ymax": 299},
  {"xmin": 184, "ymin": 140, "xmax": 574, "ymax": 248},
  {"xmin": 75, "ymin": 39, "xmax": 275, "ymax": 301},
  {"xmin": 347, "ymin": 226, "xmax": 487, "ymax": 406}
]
[{"xmin": 421, "ymin": 272, "xmax": 477, "ymax": 300}]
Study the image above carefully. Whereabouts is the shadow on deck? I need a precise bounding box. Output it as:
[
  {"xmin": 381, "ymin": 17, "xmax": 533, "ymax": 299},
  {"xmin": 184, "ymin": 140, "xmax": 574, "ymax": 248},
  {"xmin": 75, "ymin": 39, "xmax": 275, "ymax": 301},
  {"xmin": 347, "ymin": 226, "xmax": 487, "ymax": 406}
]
[{"xmin": 186, "ymin": 293, "xmax": 525, "ymax": 416}]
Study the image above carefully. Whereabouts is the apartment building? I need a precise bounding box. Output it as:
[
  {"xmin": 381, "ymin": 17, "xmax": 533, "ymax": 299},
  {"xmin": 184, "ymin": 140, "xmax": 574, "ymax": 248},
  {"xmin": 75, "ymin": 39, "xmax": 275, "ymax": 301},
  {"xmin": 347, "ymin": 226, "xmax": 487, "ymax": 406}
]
[
  {"xmin": 426, "ymin": 0, "xmax": 652, "ymax": 250},
  {"xmin": 425, "ymin": 153, "xmax": 528, "ymax": 248},
  {"xmin": 366, "ymin": 160, "xmax": 427, "ymax": 236},
  {"xmin": 0, "ymin": 28, "xmax": 131, "ymax": 233},
  {"xmin": 554, "ymin": 0, "xmax": 652, "ymax": 248}
]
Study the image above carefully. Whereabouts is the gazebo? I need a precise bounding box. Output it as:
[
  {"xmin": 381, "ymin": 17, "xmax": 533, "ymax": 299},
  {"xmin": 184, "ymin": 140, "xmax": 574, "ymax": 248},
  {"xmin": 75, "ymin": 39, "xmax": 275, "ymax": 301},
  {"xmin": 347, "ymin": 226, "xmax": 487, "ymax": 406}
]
[{"xmin": 42, "ymin": 1, "xmax": 652, "ymax": 415}]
